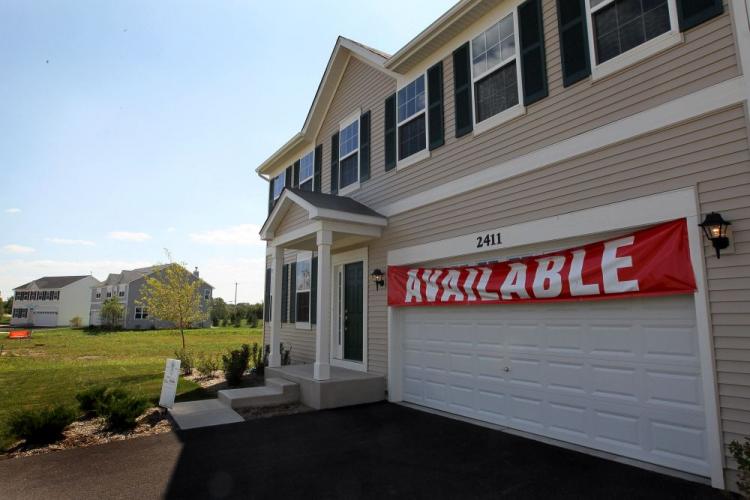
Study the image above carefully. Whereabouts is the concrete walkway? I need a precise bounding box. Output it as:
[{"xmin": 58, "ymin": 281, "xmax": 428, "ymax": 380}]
[
  {"xmin": 0, "ymin": 403, "xmax": 730, "ymax": 500},
  {"xmin": 168, "ymin": 399, "xmax": 243, "ymax": 430}
]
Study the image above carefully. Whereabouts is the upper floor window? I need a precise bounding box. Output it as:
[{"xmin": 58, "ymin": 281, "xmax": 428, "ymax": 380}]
[
  {"xmin": 299, "ymin": 150, "xmax": 315, "ymax": 191},
  {"xmin": 118, "ymin": 290, "xmax": 125, "ymax": 298},
  {"xmin": 272, "ymin": 171, "xmax": 286, "ymax": 200},
  {"xmin": 339, "ymin": 117, "xmax": 359, "ymax": 192},
  {"xmin": 471, "ymin": 12, "xmax": 521, "ymax": 124},
  {"xmin": 203, "ymin": 289, "xmax": 211, "ymax": 300},
  {"xmin": 96, "ymin": 289, "xmax": 101, "ymax": 299},
  {"xmin": 590, "ymin": 0, "xmax": 671, "ymax": 65},
  {"xmin": 397, "ymin": 75, "xmax": 427, "ymax": 161}
]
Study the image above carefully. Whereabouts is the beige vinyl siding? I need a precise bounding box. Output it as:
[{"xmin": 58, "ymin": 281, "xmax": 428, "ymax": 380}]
[
  {"xmin": 364, "ymin": 105, "xmax": 750, "ymax": 485},
  {"xmin": 328, "ymin": 2, "xmax": 738, "ymax": 212},
  {"xmin": 275, "ymin": 204, "xmax": 310, "ymax": 235}
]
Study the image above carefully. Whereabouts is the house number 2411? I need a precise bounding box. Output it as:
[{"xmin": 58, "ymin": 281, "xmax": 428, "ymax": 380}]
[{"xmin": 476, "ymin": 232, "xmax": 502, "ymax": 249}]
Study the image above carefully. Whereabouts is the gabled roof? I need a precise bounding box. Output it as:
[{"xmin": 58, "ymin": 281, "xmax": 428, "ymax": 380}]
[
  {"xmin": 255, "ymin": 37, "xmax": 394, "ymax": 178},
  {"xmin": 260, "ymin": 188, "xmax": 387, "ymax": 240},
  {"xmin": 101, "ymin": 264, "xmax": 214, "ymax": 289},
  {"xmin": 15, "ymin": 275, "xmax": 92, "ymax": 290}
]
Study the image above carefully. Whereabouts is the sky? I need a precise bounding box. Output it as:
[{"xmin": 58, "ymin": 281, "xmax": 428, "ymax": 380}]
[{"xmin": 0, "ymin": 0, "xmax": 456, "ymax": 303}]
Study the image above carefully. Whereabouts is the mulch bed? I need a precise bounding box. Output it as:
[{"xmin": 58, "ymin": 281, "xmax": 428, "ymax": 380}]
[{"xmin": 2, "ymin": 408, "xmax": 173, "ymax": 460}]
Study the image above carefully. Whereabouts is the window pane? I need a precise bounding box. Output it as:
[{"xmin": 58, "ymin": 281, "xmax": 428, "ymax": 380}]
[
  {"xmin": 474, "ymin": 61, "xmax": 519, "ymax": 122},
  {"xmin": 340, "ymin": 153, "xmax": 358, "ymax": 188},
  {"xmin": 396, "ymin": 75, "xmax": 426, "ymax": 123},
  {"xmin": 339, "ymin": 120, "xmax": 359, "ymax": 158},
  {"xmin": 473, "ymin": 13, "xmax": 515, "ymax": 78},
  {"xmin": 296, "ymin": 291, "xmax": 310, "ymax": 322},
  {"xmin": 273, "ymin": 171, "xmax": 285, "ymax": 199},
  {"xmin": 593, "ymin": 0, "xmax": 669, "ymax": 64},
  {"xmin": 398, "ymin": 114, "xmax": 426, "ymax": 160},
  {"xmin": 300, "ymin": 151, "xmax": 314, "ymax": 182},
  {"xmin": 296, "ymin": 260, "xmax": 311, "ymax": 291}
]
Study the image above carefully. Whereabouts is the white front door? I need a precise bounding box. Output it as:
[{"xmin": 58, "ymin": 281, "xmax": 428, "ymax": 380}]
[{"xmin": 400, "ymin": 295, "xmax": 710, "ymax": 476}]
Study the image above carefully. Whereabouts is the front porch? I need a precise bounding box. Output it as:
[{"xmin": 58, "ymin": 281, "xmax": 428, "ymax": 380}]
[{"xmin": 266, "ymin": 364, "xmax": 385, "ymax": 410}]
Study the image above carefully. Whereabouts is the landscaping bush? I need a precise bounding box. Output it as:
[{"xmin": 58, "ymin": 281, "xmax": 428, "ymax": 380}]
[
  {"xmin": 7, "ymin": 406, "xmax": 78, "ymax": 445},
  {"xmin": 99, "ymin": 393, "xmax": 149, "ymax": 431},
  {"xmin": 196, "ymin": 353, "xmax": 219, "ymax": 378},
  {"xmin": 247, "ymin": 314, "xmax": 258, "ymax": 328},
  {"xmin": 75, "ymin": 385, "xmax": 108, "ymax": 414},
  {"xmin": 174, "ymin": 348, "xmax": 194, "ymax": 376},
  {"xmin": 280, "ymin": 342, "xmax": 292, "ymax": 366},
  {"xmin": 69, "ymin": 316, "xmax": 82, "ymax": 328},
  {"xmin": 250, "ymin": 343, "xmax": 264, "ymax": 375},
  {"xmin": 222, "ymin": 344, "xmax": 250, "ymax": 386},
  {"xmin": 730, "ymin": 438, "xmax": 750, "ymax": 495}
]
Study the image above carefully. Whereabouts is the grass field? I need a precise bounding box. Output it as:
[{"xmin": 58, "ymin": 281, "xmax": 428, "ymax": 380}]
[{"xmin": 0, "ymin": 326, "xmax": 263, "ymax": 450}]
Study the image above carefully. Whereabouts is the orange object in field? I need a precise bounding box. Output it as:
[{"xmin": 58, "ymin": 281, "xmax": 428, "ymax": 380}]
[{"xmin": 7, "ymin": 330, "xmax": 31, "ymax": 339}]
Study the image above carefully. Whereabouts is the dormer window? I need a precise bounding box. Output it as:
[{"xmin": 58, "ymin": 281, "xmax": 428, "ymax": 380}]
[
  {"xmin": 339, "ymin": 116, "xmax": 360, "ymax": 192},
  {"xmin": 299, "ymin": 150, "xmax": 315, "ymax": 191},
  {"xmin": 396, "ymin": 75, "xmax": 426, "ymax": 161},
  {"xmin": 272, "ymin": 171, "xmax": 286, "ymax": 200}
]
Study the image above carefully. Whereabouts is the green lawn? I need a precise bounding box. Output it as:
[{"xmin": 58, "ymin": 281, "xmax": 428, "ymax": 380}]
[{"xmin": 0, "ymin": 326, "xmax": 263, "ymax": 450}]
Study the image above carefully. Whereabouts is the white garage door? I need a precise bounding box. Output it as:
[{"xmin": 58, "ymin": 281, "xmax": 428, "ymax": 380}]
[
  {"xmin": 401, "ymin": 295, "xmax": 709, "ymax": 476},
  {"xmin": 33, "ymin": 311, "xmax": 58, "ymax": 327}
]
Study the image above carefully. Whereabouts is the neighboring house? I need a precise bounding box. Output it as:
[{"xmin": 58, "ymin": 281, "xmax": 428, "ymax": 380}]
[
  {"xmin": 90, "ymin": 265, "xmax": 213, "ymax": 329},
  {"xmin": 11, "ymin": 275, "xmax": 101, "ymax": 327},
  {"xmin": 256, "ymin": 0, "xmax": 750, "ymax": 492}
]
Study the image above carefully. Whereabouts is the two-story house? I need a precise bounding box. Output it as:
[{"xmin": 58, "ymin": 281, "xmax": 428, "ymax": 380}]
[
  {"xmin": 257, "ymin": 0, "xmax": 750, "ymax": 491},
  {"xmin": 11, "ymin": 275, "xmax": 101, "ymax": 327},
  {"xmin": 90, "ymin": 265, "xmax": 213, "ymax": 329}
]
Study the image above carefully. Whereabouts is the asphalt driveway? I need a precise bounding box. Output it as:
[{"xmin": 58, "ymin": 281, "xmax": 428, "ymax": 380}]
[{"xmin": 0, "ymin": 402, "xmax": 730, "ymax": 499}]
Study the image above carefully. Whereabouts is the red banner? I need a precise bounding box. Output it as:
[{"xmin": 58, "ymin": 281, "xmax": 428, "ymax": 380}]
[{"xmin": 388, "ymin": 219, "xmax": 696, "ymax": 307}]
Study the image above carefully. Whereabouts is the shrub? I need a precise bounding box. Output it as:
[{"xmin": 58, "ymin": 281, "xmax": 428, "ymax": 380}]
[
  {"xmin": 730, "ymin": 438, "xmax": 750, "ymax": 495},
  {"xmin": 75, "ymin": 385, "xmax": 108, "ymax": 414},
  {"xmin": 99, "ymin": 393, "xmax": 149, "ymax": 431},
  {"xmin": 222, "ymin": 344, "xmax": 250, "ymax": 386},
  {"xmin": 174, "ymin": 348, "xmax": 194, "ymax": 376},
  {"xmin": 196, "ymin": 353, "xmax": 219, "ymax": 378},
  {"xmin": 7, "ymin": 406, "xmax": 78, "ymax": 445},
  {"xmin": 280, "ymin": 342, "xmax": 292, "ymax": 366},
  {"xmin": 250, "ymin": 343, "xmax": 264, "ymax": 375},
  {"xmin": 69, "ymin": 316, "xmax": 82, "ymax": 328},
  {"xmin": 221, "ymin": 318, "xmax": 228, "ymax": 327},
  {"xmin": 247, "ymin": 314, "xmax": 258, "ymax": 328}
]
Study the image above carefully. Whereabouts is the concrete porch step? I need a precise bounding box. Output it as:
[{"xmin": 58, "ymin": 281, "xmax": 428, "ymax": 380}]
[
  {"xmin": 217, "ymin": 377, "xmax": 300, "ymax": 409},
  {"xmin": 168, "ymin": 399, "xmax": 244, "ymax": 430}
]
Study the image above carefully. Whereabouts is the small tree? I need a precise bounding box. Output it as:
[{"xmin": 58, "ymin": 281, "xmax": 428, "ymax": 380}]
[
  {"xmin": 138, "ymin": 263, "xmax": 207, "ymax": 349},
  {"xmin": 100, "ymin": 297, "xmax": 124, "ymax": 330}
]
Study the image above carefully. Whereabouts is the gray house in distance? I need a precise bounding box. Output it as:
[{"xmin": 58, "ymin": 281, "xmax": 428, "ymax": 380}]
[{"xmin": 90, "ymin": 265, "xmax": 213, "ymax": 329}]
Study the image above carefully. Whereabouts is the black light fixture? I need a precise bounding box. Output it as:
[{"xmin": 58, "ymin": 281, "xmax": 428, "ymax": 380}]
[
  {"xmin": 370, "ymin": 269, "xmax": 385, "ymax": 291},
  {"xmin": 699, "ymin": 212, "xmax": 731, "ymax": 258}
]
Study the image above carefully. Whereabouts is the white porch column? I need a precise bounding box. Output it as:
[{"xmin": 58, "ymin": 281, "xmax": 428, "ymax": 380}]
[
  {"xmin": 269, "ymin": 245, "xmax": 283, "ymax": 368},
  {"xmin": 314, "ymin": 230, "xmax": 332, "ymax": 380}
]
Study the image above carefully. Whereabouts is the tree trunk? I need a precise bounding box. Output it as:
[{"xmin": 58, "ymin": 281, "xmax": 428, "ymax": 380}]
[{"xmin": 180, "ymin": 328, "xmax": 185, "ymax": 350}]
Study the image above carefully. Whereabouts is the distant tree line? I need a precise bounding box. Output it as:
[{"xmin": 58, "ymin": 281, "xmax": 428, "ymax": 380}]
[{"xmin": 210, "ymin": 298, "xmax": 263, "ymax": 328}]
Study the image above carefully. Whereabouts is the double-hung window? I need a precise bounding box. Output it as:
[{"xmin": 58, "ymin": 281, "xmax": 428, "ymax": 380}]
[
  {"xmin": 272, "ymin": 171, "xmax": 286, "ymax": 200},
  {"xmin": 96, "ymin": 289, "xmax": 101, "ymax": 299},
  {"xmin": 203, "ymin": 289, "xmax": 211, "ymax": 300},
  {"xmin": 471, "ymin": 12, "xmax": 522, "ymax": 127},
  {"xmin": 295, "ymin": 254, "xmax": 312, "ymax": 325},
  {"xmin": 135, "ymin": 307, "xmax": 148, "ymax": 320},
  {"xmin": 396, "ymin": 75, "xmax": 427, "ymax": 162},
  {"xmin": 299, "ymin": 150, "xmax": 315, "ymax": 191},
  {"xmin": 587, "ymin": 0, "xmax": 678, "ymax": 75},
  {"xmin": 339, "ymin": 115, "xmax": 359, "ymax": 193}
]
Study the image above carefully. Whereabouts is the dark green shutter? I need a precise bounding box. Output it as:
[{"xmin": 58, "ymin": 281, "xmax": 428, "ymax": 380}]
[
  {"xmin": 427, "ymin": 61, "xmax": 445, "ymax": 150},
  {"xmin": 384, "ymin": 93, "xmax": 397, "ymax": 171},
  {"xmin": 519, "ymin": 0, "xmax": 548, "ymax": 105},
  {"xmin": 284, "ymin": 166, "xmax": 292, "ymax": 189},
  {"xmin": 677, "ymin": 0, "xmax": 723, "ymax": 32},
  {"xmin": 330, "ymin": 133, "xmax": 339, "ymax": 194},
  {"xmin": 556, "ymin": 0, "xmax": 591, "ymax": 87},
  {"xmin": 314, "ymin": 144, "xmax": 322, "ymax": 192},
  {"xmin": 293, "ymin": 162, "xmax": 300, "ymax": 188},
  {"xmin": 267, "ymin": 180, "xmax": 274, "ymax": 214},
  {"xmin": 360, "ymin": 110, "xmax": 371, "ymax": 182},
  {"xmin": 263, "ymin": 268, "xmax": 271, "ymax": 321},
  {"xmin": 310, "ymin": 256, "xmax": 318, "ymax": 324},
  {"xmin": 281, "ymin": 264, "xmax": 288, "ymax": 323},
  {"xmin": 452, "ymin": 43, "xmax": 473, "ymax": 138},
  {"xmin": 289, "ymin": 262, "xmax": 296, "ymax": 323}
]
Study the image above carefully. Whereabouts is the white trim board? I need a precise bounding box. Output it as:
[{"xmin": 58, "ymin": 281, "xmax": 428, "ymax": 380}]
[
  {"xmin": 378, "ymin": 77, "xmax": 747, "ymax": 218},
  {"xmin": 385, "ymin": 187, "xmax": 724, "ymax": 489}
]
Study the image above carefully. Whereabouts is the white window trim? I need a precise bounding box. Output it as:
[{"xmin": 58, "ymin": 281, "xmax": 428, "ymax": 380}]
[
  {"xmin": 273, "ymin": 171, "xmax": 286, "ymax": 200},
  {"xmin": 298, "ymin": 148, "xmax": 315, "ymax": 191},
  {"xmin": 295, "ymin": 251, "xmax": 313, "ymax": 330},
  {"xmin": 338, "ymin": 109, "xmax": 361, "ymax": 196},
  {"xmin": 395, "ymin": 74, "xmax": 430, "ymax": 169},
  {"xmin": 585, "ymin": 0, "xmax": 682, "ymax": 81},
  {"xmin": 470, "ymin": 7, "xmax": 526, "ymax": 137}
]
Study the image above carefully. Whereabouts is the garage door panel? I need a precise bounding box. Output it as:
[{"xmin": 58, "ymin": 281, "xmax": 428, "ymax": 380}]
[{"xmin": 401, "ymin": 296, "xmax": 710, "ymax": 476}]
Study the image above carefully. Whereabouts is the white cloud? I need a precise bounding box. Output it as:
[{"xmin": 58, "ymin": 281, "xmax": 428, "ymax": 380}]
[
  {"xmin": 3, "ymin": 244, "xmax": 36, "ymax": 254},
  {"xmin": 189, "ymin": 224, "xmax": 263, "ymax": 247},
  {"xmin": 4, "ymin": 208, "xmax": 21, "ymax": 214},
  {"xmin": 108, "ymin": 231, "xmax": 151, "ymax": 242},
  {"xmin": 45, "ymin": 237, "xmax": 95, "ymax": 246}
]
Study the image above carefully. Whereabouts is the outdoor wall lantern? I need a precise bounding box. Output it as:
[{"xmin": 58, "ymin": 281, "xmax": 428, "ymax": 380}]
[
  {"xmin": 700, "ymin": 212, "xmax": 731, "ymax": 258},
  {"xmin": 370, "ymin": 269, "xmax": 385, "ymax": 291}
]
